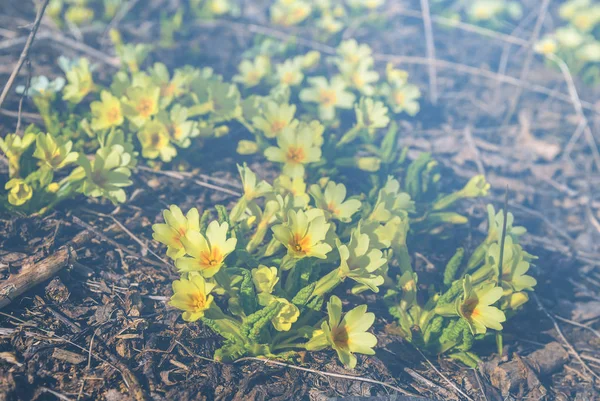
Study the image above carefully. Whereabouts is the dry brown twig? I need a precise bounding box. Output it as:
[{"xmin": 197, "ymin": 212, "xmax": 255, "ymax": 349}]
[
  {"xmin": 419, "ymin": 0, "xmax": 438, "ymax": 104},
  {"xmin": 235, "ymin": 356, "xmax": 419, "ymax": 397},
  {"xmin": 0, "ymin": 0, "xmax": 50, "ymax": 110},
  {"xmin": 533, "ymin": 294, "xmax": 600, "ymax": 382}
]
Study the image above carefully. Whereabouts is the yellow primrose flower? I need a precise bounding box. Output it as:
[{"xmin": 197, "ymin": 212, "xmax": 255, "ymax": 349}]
[
  {"xmin": 272, "ymin": 209, "xmax": 332, "ymax": 261},
  {"xmin": 238, "ymin": 163, "xmax": 272, "ymax": 200},
  {"xmin": 65, "ymin": 5, "xmax": 94, "ymax": 25},
  {"xmin": 33, "ymin": 133, "xmax": 78, "ymax": 171},
  {"xmin": 356, "ymin": 156, "xmax": 381, "ymax": 172},
  {"xmin": 275, "ymin": 59, "xmax": 305, "ymax": 87},
  {"xmin": 274, "ymin": 175, "xmax": 310, "ymax": 208},
  {"xmin": 236, "ymin": 140, "xmax": 259, "ymax": 155},
  {"xmin": 457, "ymin": 276, "xmax": 506, "ymax": 335},
  {"xmin": 337, "ymin": 226, "xmax": 387, "ymax": 292},
  {"xmin": 310, "ymin": 181, "xmax": 361, "ymax": 222},
  {"xmin": 159, "ymin": 105, "xmax": 199, "ymax": 148},
  {"xmin": 150, "ymin": 63, "xmax": 191, "ymax": 107},
  {"xmin": 170, "ymin": 274, "xmax": 215, "ymax": 322},
  {"xmin": 208, "ymin": 0, "xmax": 231, "ymax": 15},
  {"xmin": 270, "ymin": 1, "xmax": 312, "ymax": 26},
  {"xmin": 384, "ymin": 83, "xmax": 421, "ymax": 116},
  {"xmin": 318, "ymin": 13, "xmax": 344, "ymax": 34},
  {"xmin": 306, "ymin": 295, "xmax": 377, "ymax": 369},
  {"xmin": 555, "ymin": 26, "xmax": 585, "ymax": 48},
  {"xmin": 386, "ymin": 63, "xmax": 409, "ymax": 86},
  {"xmin": 271, "ymin": 298, "xmax": 300, "ymax": 331},
  {"xmin": 571, "ymin": 8, "xmax": 600, "ymax": 31},
  {"xmin": 137, "ymin": 121, "xmax": 177, "ymax": 162},
  {"xmin": 251, "ymin": 265, "xmax": 279, "ymax": 294},
  {"xmin": 559, "ymin": 0, "xmax": 590, "ymax": 20},
  {"xmin": 340, "ymin": 59, "xmax": 379, "ymax": 96},
  {"xmin": 152, "ymin": 205, "xmax": 200, "ymax": 260},
  {"xmin": 0, "ymin": 133, "xmax": 36, "ymax": 177},
  {"xmin": 5, "ymin": 179, "xmax": 33, "ymax": 206},
  {"xmin": 336, "ymin": 40, "xmax": 374, "ymax": 67},
  {"xmin": 264, "ymin": 126, "xmax": 322, "ymax": 177},
  {"xmin": 299, "ymin": 76, "xmax": 356, "ymax": 121},
  {"xmin": 123, "ymin": 85, "xmax": 160, "ymax": 128},
  {"xmin": 297, "ymin": 50, "xmax": 321, "ymax": 69},
  {"xmin": 468, "ymin": 0, "xmax": 503, "ymax": 21},
  {"xmin": 577, "ymin": 42, "xmax": 600, "ymax": 62},
  {"xmin": 176, "ymin": 221, "xmax": 237, "ymax": 277},
  {"xmin": 534, "ymin": 37, "xmax": 558, "ymax": 55},
  {"xmin": 233, "ymin": 56, "xmax": 271, "ymax": 88},
  {"xmin": 91, "ymin": 91, "xmax": 124, "ymax": 131},
  {"xmin": 252, "ymin": 101, "xmax": 298, "ymax": 138},
  {"xmin": 61, "ymin": 57, "xmax": 95, "ymax": 104}
]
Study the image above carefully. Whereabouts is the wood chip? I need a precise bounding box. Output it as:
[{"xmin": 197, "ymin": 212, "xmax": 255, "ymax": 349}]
[{"xmin": 52, "ymin": 348, "xmax": 86, "ymax": 365}]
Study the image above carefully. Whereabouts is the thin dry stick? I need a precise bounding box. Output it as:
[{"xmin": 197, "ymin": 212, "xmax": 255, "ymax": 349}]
[
  {"xmin": 502, "ymin": 0, "xmax": 551, "ymax": 125},
  {"xmin": 412, "ymin": 347, "xmax": 475, "ymax": 401},
  {"xmin": 235, "ymin": 356, "xmax": 418, "ymax": 397},
  {"xmin": 136, "ymin": 166, "xmax": 242, "ymax": 197},
  {"xmin": 553, "ymin": 314, "xmax": 600, "ymax": 341},
  {"xmin": 463, "ymin": 126, "xmax": 485, "ymax": 176},
  {"xmin": 0, "ymin": 0, "xmax": 50, "ymax": 109},
  {"xmin": 533, "ymin": 294, "xmax": 600, "ymax": 382},
  {"xmin": 388, "ymin": 6, "xmax": 528, "ymax": 47},
  {"xmin": 547, "ymin": 53, "xmax": 600, "ymax": 172},
  {"xmin": 419, "ymin": 0, "xmax": 438, "ymax": 104}
]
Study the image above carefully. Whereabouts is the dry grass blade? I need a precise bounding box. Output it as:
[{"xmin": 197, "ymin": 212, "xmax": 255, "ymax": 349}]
[{"xmin": 419, "ymin": 0, "xmax": 438, "ymax": 104}]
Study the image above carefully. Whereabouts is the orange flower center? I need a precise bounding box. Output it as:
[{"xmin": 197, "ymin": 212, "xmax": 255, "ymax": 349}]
[
  {"xmin": 327, "ymin": 201, "xmax": 340, "ymax": 216},
  {"xmin": 331, "ymin": 326, "xmax": 349, "ymax": 349},
  {"xmin": 200, "ymin": 247, "xmax": 223, "ymax": 269},
  {"xmin": 282, "ymin": 72, "xmax": 296, "ymax": 84},
  {"xmin": 247, "ymin": 71, "xmax": 261, "ymax": 84},
  {"xmin": 149, "ymin": 132, "xmax": 166, "ymax": 148},
  {"xmin": 394, "ymin": 91, "xmax": 405, "ymax": 106},
  {"xmin": 136, "ymin": 98, "xmax": 154, "ymax": 118},
  {"xmin": 460, "ymin": 297, "xmax": 479, "ymax": 320},
  {"xmin": 173, "ymin": 125, "xmax": 183, "ymax": 140},
  {"xmin": 352, "ymin": 73, "xmax": 365, "ymax": 88},
  {"xmin": 292, "ymin": 233, "xmax": 312, "ymax": 255},
  {"xmin": 286, "ymin": 146, "xmax": 305, "ymax": 163},
  {"xmin": 162, "ymin": 83, "xmax": 177, "ymax": 98},
  {"xmin": 270, "ymin": 120, "xmax": 287, "ymax": 134},
  {"xmin": 188, "ymin": 292, "xmax": 207, "ymax": 311},
  {"xmin": 319, "ymin": 89, "xmax": 337, "ymax": 107},
  {"xmin": 106, "ymin": 106, "xmax": 121, "ymax": 124}
]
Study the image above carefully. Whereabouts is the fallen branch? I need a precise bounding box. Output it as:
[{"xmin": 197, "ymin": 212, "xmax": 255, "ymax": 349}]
[{"xmin": 0, "ymin": 230, "xmax": 92, "ymax": 309}]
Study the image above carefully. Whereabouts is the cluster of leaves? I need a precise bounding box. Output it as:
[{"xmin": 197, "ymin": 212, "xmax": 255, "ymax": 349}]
[
  {"xmin": 535, "ymin": 0, "xmax": 600, "ymax": 85},
  {"xmin": 385, "ymin": 205, "xmax": 536, "ymax": 366},
  {"xmin": 431, "ymin": 0, "xmax": 522, "ymax": 27}
]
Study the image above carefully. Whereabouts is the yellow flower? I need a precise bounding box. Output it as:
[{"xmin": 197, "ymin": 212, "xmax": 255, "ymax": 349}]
[
  {"xmin": 251, "ymin": 265, "xmax": 279, "ymax": 294},
  {"xmin": 271, "ymin": 1, "xmax": 312, "ymax": 26},
  {"xmin": 306, "ymin": 295, "xmax": 377, "ymax": 369},
  {"xmin": 275, "ymin": 174, "xmax": 310, "ymax": 207},
  {"xmin": 238, "ymin": 163, "xmax": 272, "ymax": 200},
  {"xmin": 252, "ymin": 101, "xmax": 298, "ymax": 138},
  {"xmin": 310, "ymin": 181, "xmax": 362, "ymax": 222},
  {"xmin": 264, "ymin": 126, "xmax": 322, "ymax": 177},
  {"xmin": 534, "ymin": 37, "xmax": 558, "ymax": 55},
  {"xmin": 123, "ymin": 85, "xmax": 160, "ymax": 128},
  {"xmin": 456, "ymin": 276, "xmax": 506, "ymax": 335},
  {"xmin": 233, "ymin": 56, "xmax": 271, "ymax": 88},
  {"xmin": 5, "ymin": 179, "xmax": 33, "ymax": 206},
  {"xmin": 33, "ymin": 133, "xmax": 78, "ymax": 170},
  {"xmin": 152, "ymin": 205, "xmax": 200, "ymax": 260},
  {"xmin": 272, "ymin": 209, "xmax": 332, "ymax": 261},
  {"xmin": 275, "ymin": 59, "xmax": 304, "ymax": 87},
  {"xmin": 176, "ymin": 221, "xmax": 237, "ymax": 277},
  {"xmin": 61, "ymin": 57, "xmax": 95, "ymax": 104},
  {"xmin": 236, "ymin": 140, "xmax": 259, "ymax": 155},
  {"xmin": 137, "ymin": 121, "xmax": 177, "ymax": 162},
  {"xmin": 91, "ymin": 91, "xmax": 124, "ymax": 131},
  {"xmin": 0, "ymin": 133, "xmax": 36, "ymax": 177},
  {"xmin": 170, "ymin": 274, "xmax": 216, "ymax": 322},
  {"xmin": 271, "ymin": 298, "xmax": 300, "ymax": 331},
  {"xmin": 299, "ymin": 76, "xmax": 356, "ymax": 121}
]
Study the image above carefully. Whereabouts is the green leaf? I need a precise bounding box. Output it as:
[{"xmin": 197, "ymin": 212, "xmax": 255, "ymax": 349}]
[
  {"xmin": 443, "ymin": 248, "xmax": 464, "ymax": 287},
  {"xmin": 291, "ymin": 282, "xmax": 316, "ymax": 307}
]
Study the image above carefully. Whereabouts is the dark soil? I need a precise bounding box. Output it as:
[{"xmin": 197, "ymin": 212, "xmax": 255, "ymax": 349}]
[{"xmin": 1, "ymin": 0, "xmax": 600, "ymax": 400}]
